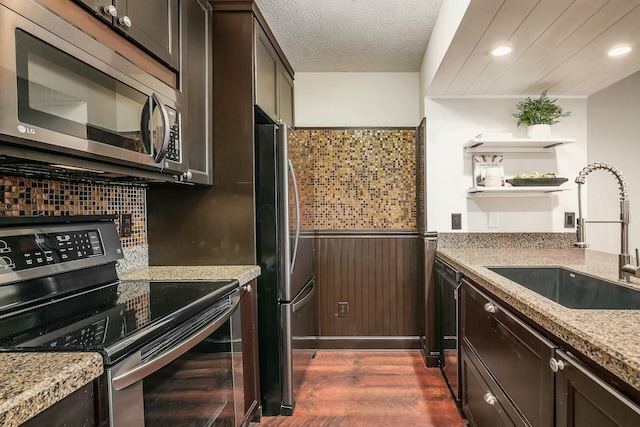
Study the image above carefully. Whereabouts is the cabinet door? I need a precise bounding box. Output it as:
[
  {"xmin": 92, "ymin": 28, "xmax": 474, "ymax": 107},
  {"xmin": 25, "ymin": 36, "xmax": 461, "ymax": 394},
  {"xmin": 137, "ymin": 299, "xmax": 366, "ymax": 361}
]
[
  {"xmin": 555, "ymin": 350, "xmax": 640, "ymax": 427},
  {"xmin": 278, "ymin": 64, "xmax": 294, "ymax": 126},
  {"xmin": 113, "ymin": 0, "xmax": 179, "ymax": 69},
  {"xmin": 461, "ymin": 279, "xmax": 555, "ymax": 427},
  {"xmin": 461, "ymin": 345, "xmax": 521, "ymax": 427},
  {"xmin": 241, "ymin": 279, "xmax": 262, "ymax": 423},
  {"xmin": 73, "ymin": 0, "xmax": 113, "ymax": 24},
  {"xmin": 255, "ymin": 25, "xmax": 278, "ymax": 121},
  {"xmin": 180, "ymin": 0, "xmax": 212, "ymax": 184},
  {"xmin": 22, "ymin": 382, "xmax": 96, "ymax": 427}
]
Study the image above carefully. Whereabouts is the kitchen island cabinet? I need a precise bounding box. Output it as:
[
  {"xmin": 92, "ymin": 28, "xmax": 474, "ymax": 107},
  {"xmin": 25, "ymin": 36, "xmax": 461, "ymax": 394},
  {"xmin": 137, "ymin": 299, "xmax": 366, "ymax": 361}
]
[{"xmin": 438, "ymin": 247, "xmax": 640, "ymax": 426}]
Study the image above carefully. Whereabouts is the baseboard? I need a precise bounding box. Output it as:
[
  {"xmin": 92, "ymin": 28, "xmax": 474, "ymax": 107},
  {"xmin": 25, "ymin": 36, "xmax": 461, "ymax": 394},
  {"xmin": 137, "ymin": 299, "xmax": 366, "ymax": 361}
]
[{"xmin": 316, "ymin": 336, "xmax": 421, "ymax": 350}]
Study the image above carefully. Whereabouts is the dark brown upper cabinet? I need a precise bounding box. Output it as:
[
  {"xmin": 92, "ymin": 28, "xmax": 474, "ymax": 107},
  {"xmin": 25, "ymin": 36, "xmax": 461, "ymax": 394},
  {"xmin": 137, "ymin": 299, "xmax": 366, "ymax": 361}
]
[
  {"xmin": 179, "ymin": 0, "xmax": 213, "ymax": 184},
  {"xmin": 73, "ymin": 0, "xmax": 179, "ymax": 70},
  {"xmin": 255, "ymin": 25, "xmax": 294, "ymax": 125}
]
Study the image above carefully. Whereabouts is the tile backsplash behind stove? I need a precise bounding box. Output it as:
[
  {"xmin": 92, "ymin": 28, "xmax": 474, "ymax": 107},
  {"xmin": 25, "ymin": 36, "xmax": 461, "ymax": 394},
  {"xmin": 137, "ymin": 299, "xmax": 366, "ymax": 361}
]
[{"xmin": 0, "ymin": 176, "xmax": 148, "ymax": 273}]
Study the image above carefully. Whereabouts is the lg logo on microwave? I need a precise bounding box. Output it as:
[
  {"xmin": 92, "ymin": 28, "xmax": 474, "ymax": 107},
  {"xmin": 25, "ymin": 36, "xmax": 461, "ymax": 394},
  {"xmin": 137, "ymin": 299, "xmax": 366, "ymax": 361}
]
[{"xmin": 17, "ymin": 125, "xmax": 36, "ymax": 135}]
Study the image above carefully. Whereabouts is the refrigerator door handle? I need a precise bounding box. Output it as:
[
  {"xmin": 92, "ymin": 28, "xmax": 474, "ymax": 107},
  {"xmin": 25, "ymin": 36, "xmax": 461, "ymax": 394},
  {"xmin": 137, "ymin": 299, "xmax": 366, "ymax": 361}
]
[
  {"xmin": 288, "ymin": 159, "xmax": 301, "ymax": 275},
  {"xmin": 292, "ymin": 280, "xmax": 315, "ymax": 313}
]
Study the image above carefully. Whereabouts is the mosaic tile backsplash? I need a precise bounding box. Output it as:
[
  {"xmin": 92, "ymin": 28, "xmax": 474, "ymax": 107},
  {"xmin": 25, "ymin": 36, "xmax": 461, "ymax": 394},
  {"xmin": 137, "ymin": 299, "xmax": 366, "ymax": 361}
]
[
  {"xmin": 288, "ymin": 129, "xmax": 416, "ymax": 230},
  {"xmin": 0, "ymin": 176, "xmax": 146, "ymax": 248}
]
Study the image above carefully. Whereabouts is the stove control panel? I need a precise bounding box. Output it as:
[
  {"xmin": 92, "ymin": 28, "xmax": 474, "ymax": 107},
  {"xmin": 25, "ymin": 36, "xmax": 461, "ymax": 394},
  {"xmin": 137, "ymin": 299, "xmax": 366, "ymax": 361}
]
[{"xmin": 0, "ymin": 230, "xmax": 104, "ymax": 273}]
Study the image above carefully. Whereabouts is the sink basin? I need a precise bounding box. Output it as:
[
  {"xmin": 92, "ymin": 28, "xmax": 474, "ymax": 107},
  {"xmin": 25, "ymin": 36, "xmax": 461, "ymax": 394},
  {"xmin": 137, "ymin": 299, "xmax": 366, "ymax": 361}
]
[{"xmin": 487, "ymin": 267, "xmax": 640, "ymax": 309}]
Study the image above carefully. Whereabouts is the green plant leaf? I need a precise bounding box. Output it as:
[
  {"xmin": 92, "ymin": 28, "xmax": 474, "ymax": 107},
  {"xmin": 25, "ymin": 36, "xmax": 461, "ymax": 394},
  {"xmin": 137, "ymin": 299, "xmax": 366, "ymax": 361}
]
[{"xmin": 513, "ymin": 90, "xmax": 571, "ymax": 126}]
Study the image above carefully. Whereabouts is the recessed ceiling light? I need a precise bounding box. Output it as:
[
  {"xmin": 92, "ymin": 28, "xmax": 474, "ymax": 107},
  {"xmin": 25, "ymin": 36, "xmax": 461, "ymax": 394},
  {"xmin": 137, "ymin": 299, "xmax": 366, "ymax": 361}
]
[
  {"xmin": 608, "ymin": 46, "xmax": 632, "ymax": 57},
  {"xmin": 491, "ymin": 46, "xmax": 512, "ymax": 57}
]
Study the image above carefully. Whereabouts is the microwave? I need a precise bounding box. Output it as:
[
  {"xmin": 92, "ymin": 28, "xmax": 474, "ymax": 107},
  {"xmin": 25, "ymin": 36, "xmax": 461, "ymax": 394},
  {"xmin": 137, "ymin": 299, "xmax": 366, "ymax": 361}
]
[{"xmin": 0, "ymin": 0, "xmax": 187, "ymax": 180}]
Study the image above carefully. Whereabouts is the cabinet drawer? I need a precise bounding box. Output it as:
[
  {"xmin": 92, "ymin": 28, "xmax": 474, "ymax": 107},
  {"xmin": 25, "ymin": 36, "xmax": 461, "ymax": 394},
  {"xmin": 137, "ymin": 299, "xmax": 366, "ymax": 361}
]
[
  {"xmin": 461, "ymin": 345, "xmax": 524, "ymax": 427},
  {"xmin": 461, "ymin": 279, "xmax": 555, "ymax": 427}
]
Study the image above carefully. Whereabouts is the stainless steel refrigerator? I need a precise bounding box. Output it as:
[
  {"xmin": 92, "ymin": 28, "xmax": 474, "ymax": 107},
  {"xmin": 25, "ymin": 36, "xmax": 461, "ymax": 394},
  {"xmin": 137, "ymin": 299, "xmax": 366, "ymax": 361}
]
[{"xmin": 255, "ymin": 112, "xmax": 317, "ymax": 416}]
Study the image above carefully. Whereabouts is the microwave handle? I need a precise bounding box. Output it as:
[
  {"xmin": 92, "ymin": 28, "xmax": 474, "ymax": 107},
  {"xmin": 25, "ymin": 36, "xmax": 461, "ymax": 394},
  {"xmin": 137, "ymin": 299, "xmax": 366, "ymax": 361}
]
[
  {"xmin": 140, "ymin": 93, "xmax": 171, "ymax": 163},
  {"xmin": 112, "ymin": 293, "xmax": 240, "ymax": 391}
]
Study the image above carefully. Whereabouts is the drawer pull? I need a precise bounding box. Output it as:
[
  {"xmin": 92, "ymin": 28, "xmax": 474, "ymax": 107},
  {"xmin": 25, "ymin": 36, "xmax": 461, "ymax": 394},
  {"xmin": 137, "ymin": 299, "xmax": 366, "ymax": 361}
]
[
  {"xmin": 242, "ymin": 284, "xmax": 252, "ymax": 293},
  {"xmin": 549, "ymin": 357, "xmax": 565, "ymax": 372},
  {"xmin": 483, "ymin": 392, "xmax": 497, "ymax": 405},
  {"xmin": 483, "ymin": 302, "xmax": 497, "ymax": 313}
]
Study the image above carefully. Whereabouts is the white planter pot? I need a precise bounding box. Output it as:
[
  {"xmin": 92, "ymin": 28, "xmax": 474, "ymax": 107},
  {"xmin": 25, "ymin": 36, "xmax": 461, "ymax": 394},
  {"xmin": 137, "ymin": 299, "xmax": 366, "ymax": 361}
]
[{"xmin": 526, "ymin": 124, "xmax": 551, "ymax": 139}]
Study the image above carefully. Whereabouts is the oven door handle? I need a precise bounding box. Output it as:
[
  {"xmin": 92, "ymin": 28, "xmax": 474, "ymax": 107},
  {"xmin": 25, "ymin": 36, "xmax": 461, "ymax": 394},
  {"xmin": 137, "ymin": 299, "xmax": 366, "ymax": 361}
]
[{"xmin": 112, "ymin": 294, "xmax": 240, "ymax": 391}]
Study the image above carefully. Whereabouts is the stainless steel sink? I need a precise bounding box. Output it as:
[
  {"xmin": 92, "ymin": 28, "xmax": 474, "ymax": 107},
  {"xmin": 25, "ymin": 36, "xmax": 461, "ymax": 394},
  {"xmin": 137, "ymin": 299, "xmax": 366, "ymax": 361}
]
[{"xmin": 487, "ymin": 267, "xmax": 640, "ymax": 309}]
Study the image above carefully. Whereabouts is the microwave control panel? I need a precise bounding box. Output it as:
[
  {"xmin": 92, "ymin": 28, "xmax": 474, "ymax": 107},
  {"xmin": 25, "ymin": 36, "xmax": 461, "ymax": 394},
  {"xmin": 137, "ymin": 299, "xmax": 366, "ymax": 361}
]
[{"xmin": 165, "ymin": 108, "xmax": 181, "ymax": 162}]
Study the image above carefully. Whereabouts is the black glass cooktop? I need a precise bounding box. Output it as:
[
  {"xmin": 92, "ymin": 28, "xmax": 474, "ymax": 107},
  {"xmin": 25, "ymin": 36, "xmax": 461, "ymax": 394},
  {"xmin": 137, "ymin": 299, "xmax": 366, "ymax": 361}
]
[{"xmin": 0, "ymin": 279, "xmax": 238, "ymax": 365}]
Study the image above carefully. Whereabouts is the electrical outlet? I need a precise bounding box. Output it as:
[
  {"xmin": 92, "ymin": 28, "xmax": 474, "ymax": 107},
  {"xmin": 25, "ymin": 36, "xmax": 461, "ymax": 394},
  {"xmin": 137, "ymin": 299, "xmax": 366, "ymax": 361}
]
[
  {"xmin": 119, "ymin": 213, "xmax": 132, "ymax": 237},
  {"xmin": 451, "ymin": 213, "xmax": 462, "ymax": 230},
  {"xmin": 338, "ymin": 302, "xmax": 349, "ymax": 317},
  {"xmin": 564, "ymin": 212, "xmax": 575, "ymax": 228}
]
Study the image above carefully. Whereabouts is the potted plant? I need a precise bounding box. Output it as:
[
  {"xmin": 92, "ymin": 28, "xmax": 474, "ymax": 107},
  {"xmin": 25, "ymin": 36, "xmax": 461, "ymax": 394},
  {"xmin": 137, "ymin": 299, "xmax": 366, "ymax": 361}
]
[{"xmin": 513, "ymin": 90, "xmax": 571, "ymax": 138}]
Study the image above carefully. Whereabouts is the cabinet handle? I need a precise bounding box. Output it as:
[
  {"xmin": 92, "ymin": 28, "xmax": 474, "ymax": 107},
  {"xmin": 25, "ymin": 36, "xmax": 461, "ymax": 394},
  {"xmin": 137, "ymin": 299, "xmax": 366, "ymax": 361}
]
[
  {"xmin": 103, "ymin": 5, "xmax": 117, "ymax": 17},
  {"xmin": 483, "ymin": 302, "xmax": 497, "ymax": 313},
  {"xmin": 483, "ymin": 392, "xmax": 497, "ymax": 406},
  {"xmin": 549, "ymin": 357, "xmax": 565, "ymax": 372},
  {"xmin": 119, "ymin": 15, "xmax": 132, "ymax": 27},
  {"xmin": 242, "ymin": 284, "xmax": 252, "ymax": 293}
]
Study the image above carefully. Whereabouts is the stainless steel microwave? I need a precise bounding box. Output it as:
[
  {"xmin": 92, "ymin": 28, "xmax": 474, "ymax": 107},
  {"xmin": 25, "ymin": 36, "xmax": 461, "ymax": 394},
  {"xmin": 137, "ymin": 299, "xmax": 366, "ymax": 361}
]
[{"xmin": 0, "ymin": 0, "xmax": 187, "ymax": 180}]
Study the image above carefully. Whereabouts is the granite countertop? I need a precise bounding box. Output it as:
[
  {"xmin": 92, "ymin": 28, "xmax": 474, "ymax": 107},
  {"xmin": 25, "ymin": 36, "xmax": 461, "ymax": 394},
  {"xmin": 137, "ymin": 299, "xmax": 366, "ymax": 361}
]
[
  {"xmin": 119, "ymin": 265, "xmax": 261, "ymax": 285},
  {"xmin": 437, "ymin": 247, "xmax": 640, "ymax": 391},
  {"xmin": 0, "ymin": 352, "xmax": 103, "ymax": 427},
  {"xmin": 1, "ymin": 264, "xmax": 260, "ymax": 426}
]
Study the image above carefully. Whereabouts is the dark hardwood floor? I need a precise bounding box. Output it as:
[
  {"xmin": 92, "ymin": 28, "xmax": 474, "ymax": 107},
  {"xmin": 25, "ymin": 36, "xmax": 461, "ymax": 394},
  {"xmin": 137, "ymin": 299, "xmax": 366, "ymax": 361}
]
[{"xmin": 258, "ymin": 350, "xmax": 466, "ymax": 427}]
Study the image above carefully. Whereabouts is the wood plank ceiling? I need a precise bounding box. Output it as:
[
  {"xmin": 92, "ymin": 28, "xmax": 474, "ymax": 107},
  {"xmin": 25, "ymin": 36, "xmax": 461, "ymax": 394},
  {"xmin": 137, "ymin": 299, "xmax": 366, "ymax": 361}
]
[{"xmin": 428, "ymin": 0, "xmax": 640, "ymax": 96}]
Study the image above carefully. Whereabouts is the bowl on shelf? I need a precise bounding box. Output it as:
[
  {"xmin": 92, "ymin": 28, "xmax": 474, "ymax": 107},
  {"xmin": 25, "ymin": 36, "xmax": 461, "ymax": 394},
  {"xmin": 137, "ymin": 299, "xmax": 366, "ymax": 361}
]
[{"xmin": 506, "ymin": 177, "xmax": 568, "ymax": 186}]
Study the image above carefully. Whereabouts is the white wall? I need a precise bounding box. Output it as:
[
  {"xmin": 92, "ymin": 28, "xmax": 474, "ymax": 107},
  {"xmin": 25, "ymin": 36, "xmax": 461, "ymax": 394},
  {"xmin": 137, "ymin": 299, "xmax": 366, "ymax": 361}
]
[
  {"xmin": 294, "ymin": 72, "xmax": 419, "ymax": 127},
  {"xmin": 587, "ymin": 71, "xmax": 640, "ymax": 255},
  {"xmin": 418, "ymin": 0, "xmax": 470, "ymax": 118},
  {"xmin": 425, "ymin": 97, "xmax": 588, "ymax": 232}
]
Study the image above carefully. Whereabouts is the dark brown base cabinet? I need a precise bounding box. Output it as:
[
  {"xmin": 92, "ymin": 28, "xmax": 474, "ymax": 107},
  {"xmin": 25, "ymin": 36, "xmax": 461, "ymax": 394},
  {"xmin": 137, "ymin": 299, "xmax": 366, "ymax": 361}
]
[
  {"xmin": 241, "ymin": 279, "xmax": 262, "ymax": 424},
  {"xmin": 460, "ymin": 278, "xmax": 640, "ymax": 427},
  {"xmin": 21, "ymin": 382, "xmax": 97, "ymax": 427},
  {"xmin": 461, "ymin": 278, "xmax": 555, "ymax": 427},
  {"xmin": 554, "ymin": 350, "xmax": 640, "ymax": 427}
]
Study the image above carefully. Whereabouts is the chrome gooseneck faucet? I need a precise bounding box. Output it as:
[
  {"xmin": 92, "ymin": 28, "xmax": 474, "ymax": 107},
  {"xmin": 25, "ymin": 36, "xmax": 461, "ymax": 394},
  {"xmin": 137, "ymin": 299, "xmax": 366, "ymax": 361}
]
[{"xmin": 575, "ymin": 162, "xmax": 639, "ymax": 281}]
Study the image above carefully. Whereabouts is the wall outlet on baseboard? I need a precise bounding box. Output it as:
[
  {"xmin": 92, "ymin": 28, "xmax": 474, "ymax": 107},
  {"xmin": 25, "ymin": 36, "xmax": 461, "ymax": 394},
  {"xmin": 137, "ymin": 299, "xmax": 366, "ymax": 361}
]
[{"xmin": 337, "ymin": 302, "xmax": 349, "ymax": 317}]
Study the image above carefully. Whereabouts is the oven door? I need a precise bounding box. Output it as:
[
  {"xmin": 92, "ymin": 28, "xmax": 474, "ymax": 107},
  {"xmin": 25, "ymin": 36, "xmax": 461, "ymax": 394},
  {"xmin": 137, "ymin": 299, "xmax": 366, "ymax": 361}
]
[
  {"xmin": 107, "ymin": 289, "xmax": 241, "ymax": 427},
  {"xmin": 0, "ymin": 1, "xmax": 185, "ymax": 175}
]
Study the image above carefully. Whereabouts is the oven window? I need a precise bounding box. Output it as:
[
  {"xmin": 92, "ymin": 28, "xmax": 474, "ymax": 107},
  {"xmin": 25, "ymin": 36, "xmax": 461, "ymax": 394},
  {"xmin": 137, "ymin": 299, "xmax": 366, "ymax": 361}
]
[
  {"xmin": 141, "ymin": 312, "xmax": 238, "ymax": 426},
  {"xmin": 15, "ymin": 29, "xmax": 150, "ymax": 155}
]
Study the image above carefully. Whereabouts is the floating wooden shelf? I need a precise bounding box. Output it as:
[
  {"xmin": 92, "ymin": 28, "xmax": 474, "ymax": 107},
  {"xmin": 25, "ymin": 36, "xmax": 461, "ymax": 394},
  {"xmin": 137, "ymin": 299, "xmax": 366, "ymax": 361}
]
[{"xmin": 464, "ymin": 137, "xmax": 575, "ymax": 153}]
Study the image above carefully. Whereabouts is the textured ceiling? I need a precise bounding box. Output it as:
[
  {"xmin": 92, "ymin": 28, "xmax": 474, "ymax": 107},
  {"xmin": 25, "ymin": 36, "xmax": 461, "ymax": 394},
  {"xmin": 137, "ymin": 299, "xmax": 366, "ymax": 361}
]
[{"xmin": 254, "ymin": 0, "xmax": 443, "ymax": 72}]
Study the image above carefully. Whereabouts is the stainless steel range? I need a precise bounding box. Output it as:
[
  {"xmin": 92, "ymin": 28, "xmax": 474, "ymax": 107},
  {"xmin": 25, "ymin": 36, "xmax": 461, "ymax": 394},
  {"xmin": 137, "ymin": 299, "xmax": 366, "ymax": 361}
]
[{"xmin": 0, "ymin": 216, "xmax": 242, "ymax": 426}]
